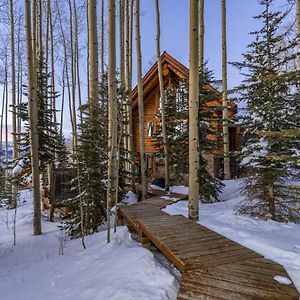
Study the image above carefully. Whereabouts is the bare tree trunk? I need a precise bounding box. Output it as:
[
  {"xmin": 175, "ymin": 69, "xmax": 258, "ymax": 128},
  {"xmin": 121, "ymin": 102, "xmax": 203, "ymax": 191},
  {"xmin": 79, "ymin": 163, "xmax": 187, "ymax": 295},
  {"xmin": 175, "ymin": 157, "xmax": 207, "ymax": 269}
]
[
  {"xmin": 56, "ymin": 0, "xmax": 74, "ymax": 151},
  {"xmin": 188, "ymin": 0, "xmax": 199, "ymax": 221},
  {"xmin": 17, "ymin": 14, "xmax": 23, "ymax": 140},
  {"xmin": 10, "ymin": 0, "xmax": 18, "ymax": 208},
  {"xmin": 107, "ymin": 0, "xmax": 118, "ymax": 242},
  {"xmin": 119, "ymin": 0, "xmax": 127, "ymax": 169},
  {"xmin": 155, "ymin": 0, "xmax": 169, "ymax": 191},
  {"xmin": 37, "ymin": 0, "xmax": 42, "ymax": 74},
  {"xmin": 45, "ymin": 0, "xmax": 50, "ymax": 84},
  {"xmin": 101, "ymin": 0, "xmax": 105, "ymax": 75},
  {"xmin": 49, "ymin": 0, "xmax": 57, "ymax": 127},
  {"xmin": 60, "ymin": 61, "xmax": 66, "ymax": 136},
  {"xmin": 86, "ymin": 1, "xmax": 90, "ymax": 99},
  {"xmin": 5, "ymin": 59, "xmax": 9, "ymax": 195},
  {"xmin": 0, "ymin": 69, "xmax": 6, "ymax": 166},
  {"xmin": 25, "ymin": 0, "xmax": 41, "ymax": 235},
  {"xmin": 222, "ymin": 0, "xmax": 230, "ymax": 180},
  {"xmin": 297, "ymin": 0, "xmax": 300, "ymax": 69},
  {"xmin": 135, "ymin": 0, "xmax": 148, "ymax": 200},
  {"xmin": 125, "ymin": 0, "xmax": 135, "ymax": 190},
  {"xmin": 32, "ymin": 0, "xmax": 37, "ymax": 69},
  {"xmin": 68, "ymin": 0, "xmax": 78, "ymax": 152},
  {"xmin": 74, "ymin": 0, "xmax": 83, "ymax": 124},
  {"xmin": 199, "ymin": 0, "xmax": 204, "ymax": 68},
  {"xmin": 88, "ymin": 0, "xmax": 99, "ymax": 114}
]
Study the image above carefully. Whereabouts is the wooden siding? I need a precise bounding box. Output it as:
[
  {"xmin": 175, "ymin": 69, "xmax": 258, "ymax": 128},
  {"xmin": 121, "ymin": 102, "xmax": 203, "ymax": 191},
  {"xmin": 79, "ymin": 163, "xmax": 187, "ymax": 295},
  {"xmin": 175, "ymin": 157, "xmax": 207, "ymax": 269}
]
[{"xmin": 131, "ymin": 52, "xmax": 239, "ymax": 179}]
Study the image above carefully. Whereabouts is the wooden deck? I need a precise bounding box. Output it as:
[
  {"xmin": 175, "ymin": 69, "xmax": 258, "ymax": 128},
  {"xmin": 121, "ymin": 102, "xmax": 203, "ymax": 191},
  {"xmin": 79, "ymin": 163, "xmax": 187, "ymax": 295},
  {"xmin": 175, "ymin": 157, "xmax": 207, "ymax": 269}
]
[{"xmin": 118, "ymin": 191, "xmax": 300, "ymax": 299}]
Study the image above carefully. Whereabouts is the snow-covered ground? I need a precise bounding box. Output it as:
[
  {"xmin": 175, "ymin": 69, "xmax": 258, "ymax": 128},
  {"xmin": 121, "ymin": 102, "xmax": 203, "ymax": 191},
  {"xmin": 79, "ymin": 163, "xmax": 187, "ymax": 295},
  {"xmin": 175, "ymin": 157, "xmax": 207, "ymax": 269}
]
[
  {"xmin": 1, "ymin": 179, "xmax": 300, "ymax": 299},
  {"xmin": 164, "ymin": 179, "xmax": 300, "ymax": 292},
  {"xmin": 0, "ymin": 190, "xmax": 178, "ymax": 300}
]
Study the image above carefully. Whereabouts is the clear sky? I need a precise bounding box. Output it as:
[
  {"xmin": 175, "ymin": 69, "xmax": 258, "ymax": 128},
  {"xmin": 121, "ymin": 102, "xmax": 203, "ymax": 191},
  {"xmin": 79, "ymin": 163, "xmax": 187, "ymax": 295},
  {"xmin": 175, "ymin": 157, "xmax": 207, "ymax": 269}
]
[
  {"xmin": 131, "ymin": 0, "xmax": 291, "ymax": 90},
  {"xmin": 0, "ymin": 0, "xmax": 294, "ymax": 138}
]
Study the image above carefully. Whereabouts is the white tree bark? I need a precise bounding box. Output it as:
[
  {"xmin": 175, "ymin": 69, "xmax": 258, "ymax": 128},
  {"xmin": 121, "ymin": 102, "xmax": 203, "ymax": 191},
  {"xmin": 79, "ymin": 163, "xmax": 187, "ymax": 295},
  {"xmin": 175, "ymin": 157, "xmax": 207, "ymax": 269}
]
[
  {"xmin": 135, "ymin": 0, "xmax": 148, "ymax": 200},
  {"xmin": 88, "ymin": 0, "xmax": 99, "ymax": 113},
  {"xmin": 222, "ymin": 0, "xmax": 231, "ymax": 180},
  {"xmin": 155, "ymin": 0, "xmax": 170, "ymax": 191},
  {"xmin": 68, "ymin": 0, "xmax": 78, "ymax": 152},
  {"xmin": 297, "ymin": 0, "xmax": 300, "ymax": 69},
  {"xmin": 10, "ymin": 0, "xmax": 18, "ymax": 208},
  {"xmin": 125, "ymin": 0, "xmax": 135, "ymax": 190},
  {"xmin": 25, "ymin": 0, "xmax": 41, "ymax": 235},
  {"xmin": 199, "ymin": 0, "xmax": 204, "ymax": 68},
  {"xmin": 188, "ymin": 0, "xmax": 199, "ymax": 221},
  {"xmin": 107, "ymin": 0, "xmax": 118, "ymax": 242}
]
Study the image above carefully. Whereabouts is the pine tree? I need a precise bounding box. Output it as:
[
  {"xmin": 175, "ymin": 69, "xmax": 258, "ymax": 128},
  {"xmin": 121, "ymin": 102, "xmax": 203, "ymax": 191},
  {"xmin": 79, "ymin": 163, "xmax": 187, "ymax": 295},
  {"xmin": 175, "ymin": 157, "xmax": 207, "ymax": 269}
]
[
  {"xmin": 62, "ymin": 71, "xmax": 126, "ymax": 238},
  {"xmin": 62, "ymin": 101, "xmax": 108, "ymax": 238},
  {"xmin": 233, "ymin": 0, "xmax": 300, "ymax": 222},
  {"xmin": 16, "ymin": 60, "xmax": 67, "ymax": 182}
]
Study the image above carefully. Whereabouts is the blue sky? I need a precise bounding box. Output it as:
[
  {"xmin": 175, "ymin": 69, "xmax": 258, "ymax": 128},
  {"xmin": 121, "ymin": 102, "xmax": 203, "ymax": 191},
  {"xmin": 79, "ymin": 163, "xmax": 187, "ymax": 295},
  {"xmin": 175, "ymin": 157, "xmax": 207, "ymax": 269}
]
[
  {"xmin": 133, "ymin": 0, "xmax": 262, "ymax": 89},
  {"xmin": 1, "ymin": 0, "xmax": 294, "ymax": 137}
]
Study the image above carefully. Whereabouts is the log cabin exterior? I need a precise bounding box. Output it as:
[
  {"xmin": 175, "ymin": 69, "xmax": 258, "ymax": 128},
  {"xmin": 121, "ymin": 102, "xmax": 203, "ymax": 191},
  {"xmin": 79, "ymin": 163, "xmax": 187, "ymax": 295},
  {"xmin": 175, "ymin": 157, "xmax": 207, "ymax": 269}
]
[{"xmin": 131, "ymin": 52, "xmax": 239, "ymax": 182}]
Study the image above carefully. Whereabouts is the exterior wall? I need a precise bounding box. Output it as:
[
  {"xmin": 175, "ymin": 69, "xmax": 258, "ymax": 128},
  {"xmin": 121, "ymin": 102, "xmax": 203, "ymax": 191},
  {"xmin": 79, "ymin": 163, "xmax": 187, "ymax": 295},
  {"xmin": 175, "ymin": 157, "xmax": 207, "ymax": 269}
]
[{"xmin": 131, "ymin": 54, "xmax": 239, "ymax": 180}]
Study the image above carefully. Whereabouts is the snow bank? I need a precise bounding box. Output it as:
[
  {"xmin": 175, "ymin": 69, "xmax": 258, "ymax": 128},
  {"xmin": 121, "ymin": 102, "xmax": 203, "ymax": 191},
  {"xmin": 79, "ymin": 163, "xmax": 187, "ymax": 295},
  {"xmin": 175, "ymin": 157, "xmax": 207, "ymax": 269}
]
[
  {"xmin": 163, "ymin": 179, "xmax": 300, "ymax": 292},
  {"xmin": 0, "ymin": 190, "xmax": 178, "ymax": 300},
  {"xmin": 122, "ymin": 191, "xmax": 137, "ymax": 205}
]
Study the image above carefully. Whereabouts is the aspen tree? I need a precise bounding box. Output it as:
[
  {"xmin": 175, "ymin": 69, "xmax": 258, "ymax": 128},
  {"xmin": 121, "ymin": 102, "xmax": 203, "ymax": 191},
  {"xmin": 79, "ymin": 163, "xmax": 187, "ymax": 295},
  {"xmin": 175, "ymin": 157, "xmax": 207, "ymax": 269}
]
[
  {"xmin": 56, "ymin": 0, "xmax": 74, "ymax": 151},
  {"xmin": 101, "ymin": 0, "xmax": 105, "ymax": 75},
  {"xmin": 222, "ymin": 0, "xmax": 230, "ymax": 180},
  {"xmin": 60, "ymin": 61, "xmax": 66, "ymax": 136},
  {"xmin": 17, "ymin": 14, "xmax": 23, "ymax": 139},
  {"xmin": 88, "ymin": 0, "xmax": 99, "ymax": 117},
  {"xmin": 188, "ymin": 0, "xmax": 199, "ymax": 220},
  {"xmin": 0, "ymin": 70, "xmax": 5, "ymax": 167},
  {"xmin": 119, "ymin": 0, "xmax": 126, "ymax": 164},
  {"xmin": 68, "ymin": 0, "xmax": 78, "ymax": 152},
  {"xmin": 32, "ymin": 0, "xmax": 37, "ymax": 69},
  {"xmin": 199, "ymin": 0, "xmax": 204, "ymax": 68},
  {"xmin": 73, "ymin": 0, "xmax": 83, "ymax": 124},
  {"xmin": 5, "ymin": 57, "xmax": 8, "ymax": 193},
  {"xmin": 49, "ymin": 1, "xmax": 57, "ymax": 126},
  {"xmin": 107, "ymin": 0, "xmax": 118, "ymax": 242},
  {"xmin": 125, "ymin": 0, "xmax": 134, "ymax": 189},
  {"xmin": 87, "ymin": 1, "xmax": 90, "ymax": 99},
  {"xmin": 45, "ymin": 0, "xmax": 50, "ymax": 85},
  {"xmin": 113, "ymin": 0, "xmax": 126, "ymax": 233},
  {"xmin": 25, "ymin": 0, "xmax": 41, "ymax": 235},
  {"xmin": 37, "ymin": 0, "xmax": 43, "ymax": 74},
  {"xmin": 10, "ymin": 0, "xmax": 18, "ymax": 208},
  {"xmin": 297, "ymin": 0, "xmax": 300, "ymax": 69},
  {"xmin": 155, "ymin": 0, "xmax": 169, "ymax": 191},
  {"xmin": 135, "ymin": 0, "xmax": 148, "ymax": 200}
]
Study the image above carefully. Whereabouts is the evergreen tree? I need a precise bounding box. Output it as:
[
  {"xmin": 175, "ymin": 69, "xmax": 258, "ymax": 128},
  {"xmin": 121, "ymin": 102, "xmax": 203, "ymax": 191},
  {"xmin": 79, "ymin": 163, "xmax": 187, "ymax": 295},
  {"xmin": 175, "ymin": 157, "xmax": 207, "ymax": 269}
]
[
  {"xmin": 233, "ymin": 0, "xmax": 300, "ymax": 222},
  {"xmin": 62, "ymin": 73, "xmax": 126, "ymax": 238},
  {"xmin": 62, "ymin": 102, "xmax": 108, "ymax": 238},
  {"xmin": 155, "ymin": 68, "xmax": 223, "ymax": 203},
  {"xmin": 16, "ymin": 60, "xmax": 68, "ymax": 182}
]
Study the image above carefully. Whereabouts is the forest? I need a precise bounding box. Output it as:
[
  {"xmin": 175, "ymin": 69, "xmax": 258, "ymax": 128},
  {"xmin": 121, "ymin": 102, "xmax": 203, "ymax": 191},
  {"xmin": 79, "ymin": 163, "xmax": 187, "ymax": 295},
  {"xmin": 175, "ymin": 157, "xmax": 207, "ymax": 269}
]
[{"xmin": 0, "ymin": 0, "xmax": 300, "ymax": 299}]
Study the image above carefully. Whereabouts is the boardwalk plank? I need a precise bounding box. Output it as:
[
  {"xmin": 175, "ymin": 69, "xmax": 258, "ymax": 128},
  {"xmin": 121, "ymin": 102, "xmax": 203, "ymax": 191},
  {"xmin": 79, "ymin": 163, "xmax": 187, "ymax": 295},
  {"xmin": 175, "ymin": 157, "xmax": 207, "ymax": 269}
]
[{"xmin": 118, "ymin": 193, "xmax": 300, "ymax": 300}]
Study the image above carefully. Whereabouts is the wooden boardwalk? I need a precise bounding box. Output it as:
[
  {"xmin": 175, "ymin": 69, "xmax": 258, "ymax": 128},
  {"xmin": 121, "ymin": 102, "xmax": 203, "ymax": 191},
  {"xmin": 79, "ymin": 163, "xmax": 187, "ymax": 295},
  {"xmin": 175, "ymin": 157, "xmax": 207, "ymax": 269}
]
[{"xmin": 118, "ymin": 191, "xmax": 300, "ymax": 299}]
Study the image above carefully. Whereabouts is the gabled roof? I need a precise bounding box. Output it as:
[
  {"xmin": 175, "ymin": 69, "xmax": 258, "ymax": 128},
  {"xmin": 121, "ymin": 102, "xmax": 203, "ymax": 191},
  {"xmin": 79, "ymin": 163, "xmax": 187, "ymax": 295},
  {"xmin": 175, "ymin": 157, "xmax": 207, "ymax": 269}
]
[{"xmin": 132, "ymin": 52, "xmax": 188, "ymax": 110}]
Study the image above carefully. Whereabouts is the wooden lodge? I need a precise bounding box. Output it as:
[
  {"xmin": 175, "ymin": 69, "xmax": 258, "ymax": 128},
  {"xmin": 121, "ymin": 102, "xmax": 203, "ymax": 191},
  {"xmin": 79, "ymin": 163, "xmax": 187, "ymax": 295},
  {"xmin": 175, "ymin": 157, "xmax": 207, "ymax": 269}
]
[{"xmin": 131, "ymin": 52, "xmax": 240, "ymax": 181}]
